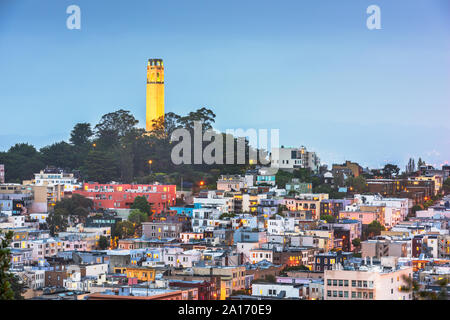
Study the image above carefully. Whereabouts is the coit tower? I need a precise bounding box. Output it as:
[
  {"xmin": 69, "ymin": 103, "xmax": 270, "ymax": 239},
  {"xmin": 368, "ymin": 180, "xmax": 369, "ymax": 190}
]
[{"xmin": 146, "ymin": 58, "xmax": 164, "ymax": 131}]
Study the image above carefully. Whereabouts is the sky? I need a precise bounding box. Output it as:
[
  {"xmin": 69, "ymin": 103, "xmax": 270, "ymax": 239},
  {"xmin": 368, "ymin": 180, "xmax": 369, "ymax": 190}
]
[{"xmin": 0, "ymin": 0, "xmax": 449, "ymax": 169}]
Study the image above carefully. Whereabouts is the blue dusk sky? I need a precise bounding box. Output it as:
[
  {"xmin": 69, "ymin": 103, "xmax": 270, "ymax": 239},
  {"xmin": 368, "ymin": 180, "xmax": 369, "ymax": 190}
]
[{"xmin": 0, "ymin": 0, "xmax": 449, "ymax": 169}]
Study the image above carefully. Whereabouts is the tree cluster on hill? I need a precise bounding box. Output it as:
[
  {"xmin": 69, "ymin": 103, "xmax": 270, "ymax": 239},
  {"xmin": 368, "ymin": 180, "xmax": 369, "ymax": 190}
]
[{"xmin": 0, "ymin": 108, "xmax": 258, "ymax": 187}]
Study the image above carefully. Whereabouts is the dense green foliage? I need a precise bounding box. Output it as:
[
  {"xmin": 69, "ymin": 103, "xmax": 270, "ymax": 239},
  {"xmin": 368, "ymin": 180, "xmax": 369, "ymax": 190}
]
[
  {"xmin": 114, "ymin": 220, "xmax": 135, "ymax": 239},
  {"xmin": 444, "ymin": 178, "xmax": 450, "ymax": 194},
  {"xmin": 98, "ymin": 235, "xmax": 109, "ymax": 250},
  {"xmin": 1, "ymin": 231, "xmax": 17, "ymax": 299},
  {"xmin": 345, "ymin": 176, "xmax": 368, "ymax": 193},
  {"xmin": 320, "ymin": 214, "xmax": 336, "ymax": 223},
  {"xmin": 46, "ymin": 194, "xmax": 94, "ymax": 236},
  {"xmin": 363, "ymin": 220, "xmax": 386, "ymax": 239},
  {"xmin": 0, "ymin": 108, "xmax": 256, "ymax": 188},
  {"xmin": 351, "ymin": 238, "xmax": 361, "ymax": 250},
  {"xmin": 130, "ymin": 196, "xmax": 152, "ymax": 215},
  {"xmin": 128, "ymin": 209, "xmax": 149, "ymax": 224}
]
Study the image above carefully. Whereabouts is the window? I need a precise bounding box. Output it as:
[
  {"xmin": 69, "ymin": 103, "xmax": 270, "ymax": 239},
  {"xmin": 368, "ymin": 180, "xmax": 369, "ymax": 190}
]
[
  {"xmin": 339, "ymin": 280, "xmax": 343, "ymax": 287},
  {"xmin": 357, "ymin": 281, "xmax": 362, "ymax": 288},
  {"xmin": 333, "ymin": 291, "xmax": 337, "ymax": 297},
  {"xmin": 363, "ymin": 281, "xmax": 367, "ymax": 288},
  {"xmin": 327, "ymin": 290, "xmax": 332, "ymax": 297},
  {"xmin": 369, "ymin": 292, "xmax": 373, "ymax": 299},
  {"xmin": 352, "ymin": 292, "xmax": 356, "ymax": 298},
  {"xmin": 344, "ymin": 291, "xmax": 349, "ymax": 298},
  {"xmin": 327, "ymin": 279, "xmax": 332, "ymax": 286},
  {"xmin": 352, "ymin": 280, "xmax": 356, "ymax": 287},
  {"xmin": 333, "ymin": 280, "xmax": 337, "ymax": 286},
  {"xmin": 344, "ymin": 280, "xmax": 349, "ymax": 287},
  {"xmin": 338, "ymin": 291, "xmax": 343, "ymax": 298}
]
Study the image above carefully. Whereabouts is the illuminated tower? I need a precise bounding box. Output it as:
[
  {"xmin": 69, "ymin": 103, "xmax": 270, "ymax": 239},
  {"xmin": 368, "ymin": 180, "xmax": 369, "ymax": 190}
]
[{"xmin": 146, "ymin": 58, "xmax": 165, "ymax": 131}]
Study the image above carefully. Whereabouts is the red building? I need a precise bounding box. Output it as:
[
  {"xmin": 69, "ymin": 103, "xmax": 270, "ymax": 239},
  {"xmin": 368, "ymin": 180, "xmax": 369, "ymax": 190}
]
[{"xmin": 73, "ymin": 183, "xmax": 176, "ymax": 214}]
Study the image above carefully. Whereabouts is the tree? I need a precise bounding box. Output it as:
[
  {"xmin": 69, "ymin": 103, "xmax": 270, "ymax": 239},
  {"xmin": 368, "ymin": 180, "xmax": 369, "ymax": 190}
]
[
  {"xmin": 130, "ymin": 196, "xmax": 152, "ymax": 215},
  {"xmin": 54, "ymin": 194, "xmax": 93, "ymax": 225},
  {"xmin": 417, "ymin": 158, "xmax": 425, "ymax": 168},
  {"xmin": 9, "ymin": 275, "xmax": 25, "ymax": 300},
  {"xmin": 411, "ymin": 204, "xmax": 423, "ymax": 217},
  {"xmin": 70, "ymin": 123, "xmax": 93, "ymax": 147},
  {"xmin": 83, "ymin": 149, "xmax": 119, "ymax": 183},
  {"xmin": 320, "ymin": 215, "xmax": 336, "ymax": 223},
  {"xmin": 94, "ymin": 109, "xmax": 139, "ymax": 147},
  {"xmin": 70, "ymin": 122, "xmax": 94, "ymax": 169},
  {"xmin": 98, "ymin": 236, "xmax": 109, "ymax": 250},
  {"xmin": 40, "ymin": 142, "xmax": 76, "ymax": 170},
  {"xmin": 365, "ymin": 220, "xmax": 385, "ymax": 239},
  {"xmin": 293, "ymin": 168, "xmax": 312, "ymax": 183},
  {"xmin": 150, "ymin": 112, "xmax": 182, "ymax": 139},
  {"xmin": 73, "ymin": 207, "xmax": 89, "ymax": 224},
  {"xmin": 219, "ymin": 213, "xmax": 236, "ymax": 219},
  {"xmin": 128, "ymin": 209, "xmax": 148, "ymax": 225},
  {"xmin": 444, "ymin": 178, "xmax": 450, "ymax": 194},
  {"xmin": 177, "ymin": 107, "xmax": 216, "ymax": 131},
  {"xmin": 382, "ymin": 164, "xmax": 400, "ymax": 179},
  {"xmin": 334, "ymin": 171, "xmax": 345, "ymax": 188},
  {"xmin": 46, "ymin": 208, "xmax": 69, "ymax": 236},
  {"xmin": 345, "ymin": 176, "xmax": 368, "ymax": 193},
  {"xmin": 283, "ymin": 265, "xmax": 310, "ymax": 272},
  {"xmin": 352, "ymin": 238, "xmax": 361, "ymax": 251},
  {"xmin": 275, "ymin": 170, "xmax": 294, "ymax": 188},
  {"xmin": 0, "ymin": 231, "xmax": 15, "ymax": 300},
  {"xmin": 114, "ymin": 221, "xmax": 135, "ymax": 239},
  {"xmin": 0, "ymin": 143, "xmax": 44, "ymax": 183},
  {"xmin": 406, "ymin": 158, "xmax": 416, "ymax": 174}
]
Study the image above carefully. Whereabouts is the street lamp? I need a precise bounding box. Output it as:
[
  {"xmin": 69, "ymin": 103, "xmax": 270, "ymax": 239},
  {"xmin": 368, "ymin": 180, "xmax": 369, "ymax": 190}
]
[{"xmin": 148, "ymin": 160, "xmax": 153, "ymax": 174}]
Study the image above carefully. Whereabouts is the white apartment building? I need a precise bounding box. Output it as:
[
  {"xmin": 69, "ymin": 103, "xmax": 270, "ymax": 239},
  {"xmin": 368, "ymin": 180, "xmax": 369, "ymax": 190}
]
[
  {"xmin": 191, "ymin": 207, "xmax": 222, "ymax": 233},
  {"xmin": 271, "ymin": 146, "xmax": 320, "ymax": 173},
  {"xmin": 34, "ymin": 168, "xmax": 81, "ymax": 192},
  {"xmin": 324, "ymin": 259, "xmax": 413, "ymax": 300},
  {"xmin": 236, "ymin": 242, "xmax": 260, "ymax": 263},
  {"xmin": 163, "ymin": 247, "xmax": 202, "ymax": 268},
  {"xmin": 193, "ymin": 191, "xmax": 232, "ymax": 214},
  {"xmin": 267, "ymin": 216, "xmax": 296, "ymax": 235},
  {"xmin": 252, "ymin": 283, "xmax": 301, "ymax": 299},
  {"xmin": 354, "ymin": 194, "xmax": 409, "ymax": 222},
  {"xmin": 249, "ymin": 248, "xmax": 273, "ymax": 264},
  {"xmin": 14, "ymin": 268, "xmax": 45, "ymax": 290}
]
